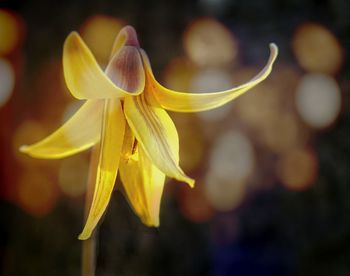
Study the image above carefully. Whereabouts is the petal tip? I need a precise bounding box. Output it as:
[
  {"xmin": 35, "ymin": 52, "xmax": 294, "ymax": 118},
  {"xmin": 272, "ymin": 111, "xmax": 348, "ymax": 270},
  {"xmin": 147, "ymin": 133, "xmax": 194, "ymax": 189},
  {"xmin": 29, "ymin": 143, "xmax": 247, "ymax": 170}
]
[
  {"xmin": 78, "ymin": 231, "xmax": 91, "ymax": 240},
  {"xmin": 65, "ymin": 31, "xmax": 81, "ymax": 47},
  {"xmin": 143, "ymin": 219, "xmax": 160, "ymax": 228},
  {"xmin": 19, "ymin": 145, "xmax": 28, "ymax": 153},
  {"xmin": 269, "ymin": 43, "xmax": 279, "ymax": 58},
  {"xmin": 121, "ymin": 25, "xmax": 139, "ymax": 47},
  {"xmin": 68, "ymin": 31, "xmax": 81, "ymax": 40},
  {"xmin": 185, "ymin": 177, "xmax": 195, "ymax": 188}
]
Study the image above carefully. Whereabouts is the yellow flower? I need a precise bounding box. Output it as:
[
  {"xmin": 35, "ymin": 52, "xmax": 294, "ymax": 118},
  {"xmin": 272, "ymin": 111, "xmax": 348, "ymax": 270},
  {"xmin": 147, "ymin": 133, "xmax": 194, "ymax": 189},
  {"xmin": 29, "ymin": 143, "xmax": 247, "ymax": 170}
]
[{"xmin": 20, "ymin": 26, "xmax": 278, "ymax": 240}]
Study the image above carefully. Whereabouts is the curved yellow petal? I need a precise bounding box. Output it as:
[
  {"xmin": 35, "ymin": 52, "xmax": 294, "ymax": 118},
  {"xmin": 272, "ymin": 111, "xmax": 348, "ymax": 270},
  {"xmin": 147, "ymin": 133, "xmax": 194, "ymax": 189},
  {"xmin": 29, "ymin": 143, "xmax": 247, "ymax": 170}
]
[
  {"xmin": 20, "ymin": 100, "xmax": 103, "ymax": 159},
  {"xmin": 141, "ymin": 43, "xmax": 278, "ymax": 112},
  {"xmin": 119, "ymin": 126, "xmax": 165, "ymax": 226},
  {"xmin": 63, "ymin": 32, "xmax": 144, "ymax": 100},
  {"xmin": 79, "ymin": 99, "xmax": 125, "ymax": 240},
  {"xmin": 124, "ymin": 94, "xmax": 194, "ymax": 187}
]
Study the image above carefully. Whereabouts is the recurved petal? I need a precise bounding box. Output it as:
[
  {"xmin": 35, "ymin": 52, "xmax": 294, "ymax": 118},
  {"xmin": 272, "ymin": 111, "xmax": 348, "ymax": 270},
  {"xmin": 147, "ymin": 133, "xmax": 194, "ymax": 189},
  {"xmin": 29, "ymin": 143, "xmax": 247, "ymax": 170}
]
[
  {"xmin": 63, "ymin": 32, "xmax": 144, "ymax": 100},
  {"xmin": 124, "ymin": 95, "xmax": 194, "ymax": 187},
  {"xmin": 141, "ymin": 43, "xmax": 278, "ymax": 112},
  {"xmin": 79, "ymin": 99, "xmax": 125, "ymax": 240},
  {"xmin": 20, "ymin": 100, "xmax": 103, "ymax": 159},
  {"xmin": 119, "ymin": 127, "xmax": 165, "ymax": 226}
]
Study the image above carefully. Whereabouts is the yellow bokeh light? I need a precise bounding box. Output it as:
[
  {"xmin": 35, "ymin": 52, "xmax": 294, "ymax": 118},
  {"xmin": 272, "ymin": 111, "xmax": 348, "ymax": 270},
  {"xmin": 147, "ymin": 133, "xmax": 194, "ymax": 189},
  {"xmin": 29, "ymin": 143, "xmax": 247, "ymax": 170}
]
[
  {"xmin": 292, "ymin": 22, "xmax": 343, "ymax": 74},
  {"xmin": 59, "ymin": 155, "xmax": 88, "ymax": 197},
  {"xmin": 235, "ymin": 68, "xmax": 283, "ymax": 129},
  {"xmin": 178, "ymin": 123, "xmax": 205, "ymax": 171},
  {"xmin": 277, "ymin": 148, "xmax": 318, "ymax": 191},
  {"xmin": 13, "ymin": 120, "xmax": 47, "ymax": 165},
  {"xmin": 81, "ymin": 15, "xmax": 125, "ymax": 64},
  {"xmin": 183, "ymin": 17, "xmax": 237, "ymax": 67},
  {"xmin": 16, "ymin": 170, "xmax": 59, "ymax": 217},
  {"xmin": 163, "ymin": 57, "xmax": 198, "ymax": 91},
  {"xmin": 0, "ymin": 9, "xmax": 20, "ymax": 55}
]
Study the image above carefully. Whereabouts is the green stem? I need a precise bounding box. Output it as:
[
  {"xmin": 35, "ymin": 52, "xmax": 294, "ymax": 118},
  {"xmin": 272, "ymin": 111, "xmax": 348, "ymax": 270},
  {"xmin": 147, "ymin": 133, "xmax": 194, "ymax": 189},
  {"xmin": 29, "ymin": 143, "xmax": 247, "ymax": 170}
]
[{"xmin": 82, "ymin": 146, "xmax": 99, "ymax": 276}]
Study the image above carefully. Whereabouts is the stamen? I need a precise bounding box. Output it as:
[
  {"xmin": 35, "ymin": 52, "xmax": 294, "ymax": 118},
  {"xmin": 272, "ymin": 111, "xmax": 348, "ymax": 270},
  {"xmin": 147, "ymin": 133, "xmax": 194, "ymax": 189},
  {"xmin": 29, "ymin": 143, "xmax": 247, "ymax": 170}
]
[{"xmin": 132, "ymin": 140, "xmax": 138, "ymax": 154}]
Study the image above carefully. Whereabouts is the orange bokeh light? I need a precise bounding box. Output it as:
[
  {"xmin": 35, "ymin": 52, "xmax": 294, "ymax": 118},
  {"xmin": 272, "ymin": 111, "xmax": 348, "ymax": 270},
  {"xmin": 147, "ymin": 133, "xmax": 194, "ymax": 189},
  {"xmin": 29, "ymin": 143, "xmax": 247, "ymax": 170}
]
[
  {"xmin": 277, "ymin": 148, "xmax": 318, "ymax": 191},
  {"xmin": 178, "ymin": 183, "xmax": 215, "ymax": 223},
  {"xmin": 12, "ymin": 120, "xmax": 47, "ymax": 165},
  {"xmin": 16, "ymin": 171, "xmax": 59, "ymax": 217},
  {"xmin": 259, "ymin": 112, "xmax": 309, "ymax": 154},
  {"xmin": 292, "ymin": 22, "xmax": 343, "ymax": 74}
]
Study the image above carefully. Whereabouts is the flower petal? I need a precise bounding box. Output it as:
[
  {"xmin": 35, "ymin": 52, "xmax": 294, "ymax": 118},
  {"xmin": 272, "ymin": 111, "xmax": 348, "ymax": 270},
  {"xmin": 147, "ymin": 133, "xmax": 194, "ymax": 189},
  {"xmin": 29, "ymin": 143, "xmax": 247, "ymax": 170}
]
[
  {"xmin": 119, "ymin": 126, "xmax": 165, "ymax": 226},
  {"xmin": 105, "ymin": 46, "xmax": 145, "ymax": 95},
  {"xmin": 79, "ymin": 99, "xmax": 125, "ymax": 240},
  {"xmin": 20, "ymin": 100, "xmax": 103, "ymax": 159},
  {"xmin": 141, "ymin": 43, "xmax": 278, "ymax": 112},
  {"xmin": 63, "ymin": 32, "xmax": 144, "ymax": 99},
  {"xmin": 120, "ymin": 125, "xmax": 164, "ymax": 225},
  {"xmin": 124, "ymin": 94, "xmax": 194, "ymax": 187},
  {"xmin": 109, "ymin": 25, "xmax": 140, "ymax": 58}
]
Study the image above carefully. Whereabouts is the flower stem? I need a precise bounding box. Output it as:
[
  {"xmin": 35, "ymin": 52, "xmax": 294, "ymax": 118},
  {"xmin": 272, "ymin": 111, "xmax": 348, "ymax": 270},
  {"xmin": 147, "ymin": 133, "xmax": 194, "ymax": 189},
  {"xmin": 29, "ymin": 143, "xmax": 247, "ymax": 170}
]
[
  {"xmin": 81, "ymin": 231, "xmax": 97, "ymax": 276},
  {"xmin": 82, "ymin": 146, "xmax": 99, "ymax": 276}
]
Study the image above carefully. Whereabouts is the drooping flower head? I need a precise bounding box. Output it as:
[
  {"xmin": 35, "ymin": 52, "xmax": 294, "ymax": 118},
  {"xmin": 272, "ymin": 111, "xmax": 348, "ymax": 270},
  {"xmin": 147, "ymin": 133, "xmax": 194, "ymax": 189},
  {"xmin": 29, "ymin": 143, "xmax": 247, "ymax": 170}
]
[{"xmin": 21, "ymin": 26, "xmax": 278, "ymax": 240}]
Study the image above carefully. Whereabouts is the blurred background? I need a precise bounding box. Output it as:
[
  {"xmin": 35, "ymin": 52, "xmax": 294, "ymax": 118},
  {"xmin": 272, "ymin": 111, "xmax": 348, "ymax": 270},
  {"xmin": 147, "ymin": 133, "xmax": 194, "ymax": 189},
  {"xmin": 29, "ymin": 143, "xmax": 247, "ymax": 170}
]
[{"xmin": 1, "ymin": 0, "xmax": 350, "ymax": 275}]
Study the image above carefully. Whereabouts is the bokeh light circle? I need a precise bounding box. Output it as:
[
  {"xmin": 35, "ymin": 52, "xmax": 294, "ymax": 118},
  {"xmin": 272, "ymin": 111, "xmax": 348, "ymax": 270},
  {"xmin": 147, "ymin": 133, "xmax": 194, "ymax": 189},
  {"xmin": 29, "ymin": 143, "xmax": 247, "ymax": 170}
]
[
  {"xmin": 81, "ymin": 15, "xmax": 124, "ymax": 64},
  {"xmin": 163, "ymin": 57, "xmax": 197, "ymax": 92},
  {"xmin": 204, "ymin": 171, "xmax": 246, "ymax": 211},
  {"xmin": 13, "ymin": 121, "xmax": 47, "ymax": 164},
  {"xmin": 16, "ymin": 171, "xmax": 59, "ymax": 217},
  {"xmin": 59, "ymin": 156, "xmax": 88, "ymax": 197},
  {"xmin": 183, "ymin": 18, "xmax": 237, "ymax": 67},
  {"xmin": 178, "ymin": 184, "xmax": 215, "ymax": 223},
  {"xmin": 0, "ymin": 9, "xmax": 20, "ymax": 55},
  {"xmin": 292, "ymin": 22, "xmax": 343, "ymax": 74},
  {"xmin": 178, "ymin": 123, "xmax": 205, "ymax": 171},
  {"xmin": 210, "ymin": 130, "xmax": 255, "ymax": 181},
  {"xmin": 277, "ymin": 148, "xmax": 318, "ymax": 191},
  {"xmin": 296, "ymin": 73, "xmax": 341, "ymax": 129}
]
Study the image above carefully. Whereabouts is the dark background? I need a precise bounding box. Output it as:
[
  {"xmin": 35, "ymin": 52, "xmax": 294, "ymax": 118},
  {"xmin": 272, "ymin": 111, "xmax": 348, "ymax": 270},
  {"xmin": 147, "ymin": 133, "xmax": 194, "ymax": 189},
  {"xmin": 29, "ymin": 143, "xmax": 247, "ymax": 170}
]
[{"xmin": 1, "ymin": 0, "xmax": 350, "ymax": 275}]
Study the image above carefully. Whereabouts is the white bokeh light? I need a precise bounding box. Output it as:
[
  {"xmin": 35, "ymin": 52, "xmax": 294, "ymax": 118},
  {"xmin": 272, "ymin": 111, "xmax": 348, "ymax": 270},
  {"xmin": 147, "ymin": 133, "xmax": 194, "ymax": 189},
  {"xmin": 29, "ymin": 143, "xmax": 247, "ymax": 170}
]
[
  {"xmin": 204, "ymin": 171, "xmax": 246, "ymax": 211},
  {"xmin": 210, "ymin": 130, "xmax": 255, "ymax": 181},
  {"xmin": 296, "ymin": 73, "xmax": 341, "ymax": 128}
]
